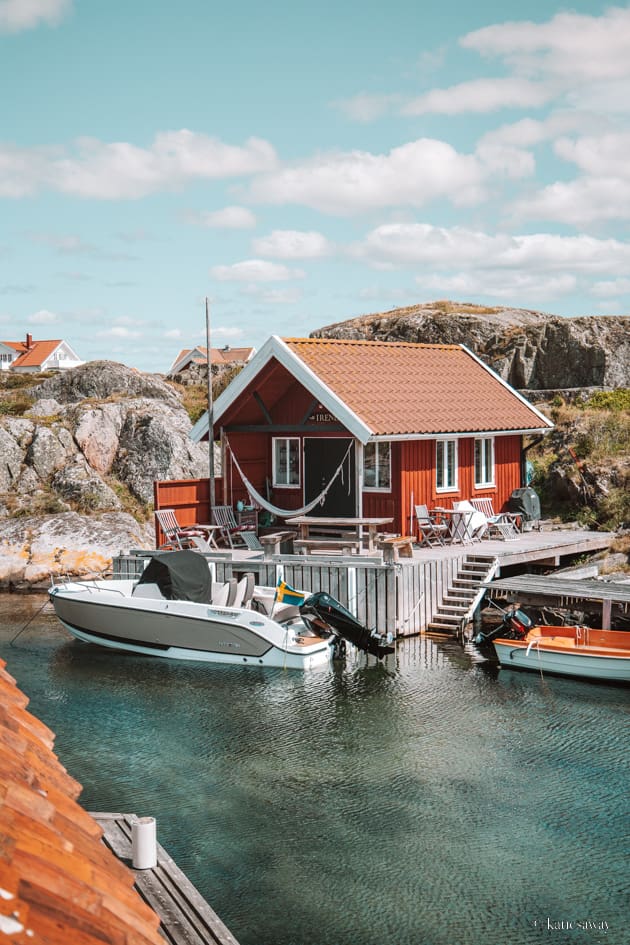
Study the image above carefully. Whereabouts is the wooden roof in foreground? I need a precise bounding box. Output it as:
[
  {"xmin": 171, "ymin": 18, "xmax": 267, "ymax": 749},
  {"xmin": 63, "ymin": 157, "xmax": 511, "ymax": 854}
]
[{"xmin": 0, "ymin": 658, "xmax": 163, "ymax": 945}]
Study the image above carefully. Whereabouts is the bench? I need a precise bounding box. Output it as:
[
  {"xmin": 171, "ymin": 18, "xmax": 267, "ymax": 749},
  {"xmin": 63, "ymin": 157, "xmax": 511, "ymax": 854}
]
[
  {"xmin": 377, "ymin": 535, "xmax": 415, "ymax": 563},
  {"xmin": 259, "ymin": 531, "xmax": 295, "ymax": 558},
  {"xmin": 293, "ymin": 538, "xmax": 362, "ymax": 556}
]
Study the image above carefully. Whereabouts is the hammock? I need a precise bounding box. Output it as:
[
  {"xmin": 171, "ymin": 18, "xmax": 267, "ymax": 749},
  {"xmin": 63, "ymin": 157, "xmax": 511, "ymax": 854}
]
[{"xmin": 226, "ymin": 439, "xmax": 353, "ymax": 519}]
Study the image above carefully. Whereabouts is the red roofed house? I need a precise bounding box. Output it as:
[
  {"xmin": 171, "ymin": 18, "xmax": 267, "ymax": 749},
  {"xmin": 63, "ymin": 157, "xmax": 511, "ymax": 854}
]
[
  {"xmin": 191, "ymin": 336, "xmax": 553, "ymax": 534},
  {"xmin": 0, "ymin": 333, "xmax": 83, "ymax": 373},
  {"xmin": 168, "ymin": 344, "xmax": 254, "ymax": 376}
]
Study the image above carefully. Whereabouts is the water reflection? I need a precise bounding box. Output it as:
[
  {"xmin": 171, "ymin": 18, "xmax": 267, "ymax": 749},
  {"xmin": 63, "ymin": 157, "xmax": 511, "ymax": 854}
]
[{"xmin": 1, "ymin": 593, "xmax": 628, "ymax": 945}]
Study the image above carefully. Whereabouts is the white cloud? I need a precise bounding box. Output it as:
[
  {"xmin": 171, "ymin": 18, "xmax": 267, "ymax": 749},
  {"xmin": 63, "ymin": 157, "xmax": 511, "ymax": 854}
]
[
  {"xmin": 97, "ymin": 325, "xmax": 141, "ymax": 339},
  {"xmin": 241, "ymin": 286, "xmax": 303, "ymax": 304},
  {"xmin": 461, "ymin": 7, "xmax": 630, "ymax": 83},
  {"xmin": 334, "ymin": 93, "xmax": 401, "ymax": 122},
  {"xmin": 402, "ymin": 78, "xmax": 552, "ymax": 115},
  {"xmin": 210, "ymin": 259, "xmax": 305, "ymax": 282},
  {"xmin": 27, "ymin": 308, "xmax": 58, "ymax": 324},
  {"xmin": 592, "ymin": 278, "xmax": 630, "ymax": 298},
  {"xmin": 554, "ymin": 133, "xmax": 630, "ymax": 180},
  {"xmin": 510, "ymin": 177, "xmax": 630, "ymax": 226},
  {"xmin": 0, "ymin": 132, "xmax": 278, "ymax": 200},
  {"xmin": 212, "ymin": 325, "xmax": 246, "ymax": 338},
  {"xmin": 248, "ymin": 139, "xmax": 486, "ymax": 214},
  {"xmin": 252, "ymin": 230, "xmax": 333, "ymax": 259},
  {"xmin": 0, "ymin": 0, "xmax": 71, "ymax": 33},
  {"xmin": 164, "ymin": 329, "xmax": 182, "ymax": 339},
  {"xmin": 183, "ymin": 206, "xmax": 257, "ymax": 229},
  {"xmin": 354, "ymin": 222, "xmax": 630, "ymax": 275},
  {"xmin": 415, "ymin": 270, "xmax": 576, "ymax": 301}
]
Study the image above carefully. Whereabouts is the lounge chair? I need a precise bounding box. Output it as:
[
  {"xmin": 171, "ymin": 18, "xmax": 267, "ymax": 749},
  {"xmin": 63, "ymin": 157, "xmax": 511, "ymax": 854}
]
[
  {"xmin": 414, "ymin": 505, "xmax": 449, "ymax": 547},
  {"xmin": 212, "ymin": 506, "xmax": 263, "ymax": 550},
  {"xmin": 154, "ymin": 509, "xmax": 219, "ymax": 552},
  {"xmin": 469, "ymin": 498, "xmax": 519, "ymax": 540}
]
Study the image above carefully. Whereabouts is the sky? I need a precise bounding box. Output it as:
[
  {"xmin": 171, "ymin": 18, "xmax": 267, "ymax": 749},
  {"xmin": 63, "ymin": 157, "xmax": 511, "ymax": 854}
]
[{"xmin": 1, "ymin": 0, "xmax": 630, "ymax": 374}]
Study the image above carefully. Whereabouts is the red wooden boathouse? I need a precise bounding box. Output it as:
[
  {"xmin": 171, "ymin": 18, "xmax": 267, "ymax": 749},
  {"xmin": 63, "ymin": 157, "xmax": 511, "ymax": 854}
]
[{"xmin": 190, "ymin": 336, "xmax": 553, "ymax": 535}]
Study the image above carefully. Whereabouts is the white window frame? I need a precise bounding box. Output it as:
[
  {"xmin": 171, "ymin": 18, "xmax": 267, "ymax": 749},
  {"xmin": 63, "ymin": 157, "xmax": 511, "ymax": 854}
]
[
  {"xmin": 363, "ymin": 441, "xmax": 392, "ymax": 493},
  {"xmin": 272, "ymin": 436, "xmax": 300, "ymax": 489},
  {"xmin": 474, "ymin": 437, "xmax": 495, "ymax": 488},
  {"xmin": 436, "ymin": 438, "xmax": 458, "ymax": 492}
]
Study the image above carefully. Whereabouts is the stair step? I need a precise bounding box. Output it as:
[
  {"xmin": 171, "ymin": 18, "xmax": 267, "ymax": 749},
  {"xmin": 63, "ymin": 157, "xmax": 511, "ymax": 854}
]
[
  {"xmin": 452, "ymin": 578, "xmax": 481, "ymax": 587},
  {"xmin": 427, "ymin": 621, "xmax": 461, "ymax": 632},
  {"xmin": 440, "ymin": 597, "xmax": 472, "ymax": 613},
  {"xmin": 429, "ymin": 613, "xmax": 462, "ymax": 625},
  {"xmin": 443, "ymin": 594, "xmax": 475, "ymax": 604}
]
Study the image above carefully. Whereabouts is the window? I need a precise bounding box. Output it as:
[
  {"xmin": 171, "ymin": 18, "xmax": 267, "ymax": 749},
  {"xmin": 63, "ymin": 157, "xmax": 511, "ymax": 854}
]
[
  {"xmin": 272, "ymin": 437, "xmax": 300, "ymax": 487},
  {"xmin": 474, "ymin": 437, "xmax": 495, "ymax": 487},
  {"xmin": 364, "ymin": 441, "xmax": 391, "ymax": 491},
  {"xmin": 436, "ymin": 439, "xmax": 457, "ymax": 491}
]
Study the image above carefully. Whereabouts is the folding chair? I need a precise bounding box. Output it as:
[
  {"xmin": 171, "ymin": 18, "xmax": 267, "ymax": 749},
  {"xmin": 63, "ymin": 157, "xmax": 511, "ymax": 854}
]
[
  {"xmin": 154, "ymin": 509, "xmax": 219, "ymax": 552},
  {"xmin": 469, "ymin": 498, "xmax": 519, "ymax": 540},
  {"xmin": 414, "ymin": 505, "xmax": 449, "ymax": 547},
  {"xmin": 211, "ymin": 506, "xmax": 262, "ymax": 550}
]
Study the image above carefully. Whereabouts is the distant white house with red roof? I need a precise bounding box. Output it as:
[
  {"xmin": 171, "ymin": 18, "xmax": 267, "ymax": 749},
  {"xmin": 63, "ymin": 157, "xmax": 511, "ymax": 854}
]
[
  {"xmin": 0, "ymin": 333, "xmax": 83, "ymax": 373},
  {"xmin": 168, "ymin": 344, "xmax": 255, "ymax": 376}
]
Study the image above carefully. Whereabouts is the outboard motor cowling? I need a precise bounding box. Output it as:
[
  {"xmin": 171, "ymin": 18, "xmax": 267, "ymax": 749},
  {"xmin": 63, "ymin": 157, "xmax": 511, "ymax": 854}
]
[{"xmin": 300, "ymin": 591, "xmax": 395, "ymax": 660}]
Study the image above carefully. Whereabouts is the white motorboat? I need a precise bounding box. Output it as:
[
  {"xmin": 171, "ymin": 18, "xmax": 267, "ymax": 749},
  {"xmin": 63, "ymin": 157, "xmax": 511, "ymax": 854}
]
[{"xmin": 49, "ymin": 551, "xmax": 394, "ymax": 670}]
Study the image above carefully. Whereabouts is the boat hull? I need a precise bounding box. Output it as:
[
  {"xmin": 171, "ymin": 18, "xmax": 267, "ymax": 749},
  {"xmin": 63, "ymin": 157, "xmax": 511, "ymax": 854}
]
[
  {"xmin": 493, "ymin": 639, "xmax": 630, "ymax": 682},
  {"xmin": 50, "ymin": 581, "xmax": 332, "ymax": 670}
]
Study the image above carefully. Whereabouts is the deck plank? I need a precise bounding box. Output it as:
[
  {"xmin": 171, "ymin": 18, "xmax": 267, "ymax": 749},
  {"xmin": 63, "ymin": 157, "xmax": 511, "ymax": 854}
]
[{"xmin": 91, "ymin": 812, "xmax": 241, "ymax": 945}]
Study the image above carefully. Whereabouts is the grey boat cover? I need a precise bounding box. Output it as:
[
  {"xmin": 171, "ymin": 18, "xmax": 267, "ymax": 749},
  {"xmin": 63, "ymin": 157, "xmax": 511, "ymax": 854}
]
[{"xmin": 137, "ymin": 551, "xmax": 212, "ymax": 603}]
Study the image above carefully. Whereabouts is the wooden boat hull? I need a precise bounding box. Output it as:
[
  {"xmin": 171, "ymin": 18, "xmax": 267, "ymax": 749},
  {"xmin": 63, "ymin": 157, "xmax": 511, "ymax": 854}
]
[{"xmin": 493, "ymin": 626, "xmax": 630, "ymax": 682}]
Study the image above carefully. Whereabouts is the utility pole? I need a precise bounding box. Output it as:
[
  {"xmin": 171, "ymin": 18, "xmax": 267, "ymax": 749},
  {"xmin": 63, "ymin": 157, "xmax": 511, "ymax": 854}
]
[{"xmin": 205, "ymin": 297, "xmax": 216, "ymax": 511}]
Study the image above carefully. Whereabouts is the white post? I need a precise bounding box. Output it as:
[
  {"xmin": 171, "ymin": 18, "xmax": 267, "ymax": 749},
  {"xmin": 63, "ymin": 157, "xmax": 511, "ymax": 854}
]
[{"xmin": 131, "ymin": 816, "xmax": 157, "ymax": 869}]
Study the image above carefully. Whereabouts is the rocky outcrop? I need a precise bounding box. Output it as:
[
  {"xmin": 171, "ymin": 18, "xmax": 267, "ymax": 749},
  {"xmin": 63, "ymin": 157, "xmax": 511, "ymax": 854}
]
[
  {"xmin": 0, "ymin": 512, "xmax": 154, "ymax": 589},
  {"xmin": 311, "ymin": 302, "xmax": 630, "ymax": 390},
  {"xmin": 0, "ymin": 361, "xmax": 209, "ymax": 518}
]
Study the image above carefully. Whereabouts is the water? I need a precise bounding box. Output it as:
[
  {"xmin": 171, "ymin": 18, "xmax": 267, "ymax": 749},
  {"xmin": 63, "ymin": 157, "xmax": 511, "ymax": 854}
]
[{"xmin": 2, "ymin": 594, "xmax": 628, "ymax": 945}]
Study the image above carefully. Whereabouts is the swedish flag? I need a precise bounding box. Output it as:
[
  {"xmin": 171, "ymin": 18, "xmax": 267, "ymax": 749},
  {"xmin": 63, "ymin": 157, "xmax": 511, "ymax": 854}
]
[{"xmin": 275, "ymin": 579, "xmax": 306, "ymax": 606}]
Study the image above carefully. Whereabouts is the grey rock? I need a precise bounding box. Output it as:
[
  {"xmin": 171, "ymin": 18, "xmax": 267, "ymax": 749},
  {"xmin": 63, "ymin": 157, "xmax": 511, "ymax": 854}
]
[
  {"xmin": 25, "ymin": 398, "xmax": 64, "ymax": 418},
  {"xmin": 52, "ymin": 457, "xmax": 122, "ymax": 511},
  {"xmin": 113, "ymin": 400, "xmax": 208, "ymax": 502},
  {"xmin": 0, "ymin": 511, "xmax": 154, "ymax": 587},
  {"xmin": 26, "ymin": 425, "xmax": 77, "ymax": 481},
  {"xmin": 30, "ymin": 359, "xmax": 182, "ymax": 407},
  {"xmin": 311, "ymin": 303, "xmax": 630, "ymax": 390},
  {"xmin": 74, "ymin": 403, "xmax": 125, "ymax": 476},
  {"xmin": 0, "ymin": 426, "xmax": 24, "ymax": 493}
]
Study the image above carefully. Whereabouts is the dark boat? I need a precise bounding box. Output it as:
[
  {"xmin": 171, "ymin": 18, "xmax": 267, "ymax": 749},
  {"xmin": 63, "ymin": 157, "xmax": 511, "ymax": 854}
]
[{"xmin": 300, "ymin": 591, "xmax": 395, "ymax": 660}]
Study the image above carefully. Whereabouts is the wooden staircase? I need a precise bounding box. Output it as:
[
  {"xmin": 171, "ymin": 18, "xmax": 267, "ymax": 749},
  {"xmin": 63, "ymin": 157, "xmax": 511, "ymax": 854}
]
[{"xmin": 426, "ymin": 554, "xmax": 499, "ymax": 636}]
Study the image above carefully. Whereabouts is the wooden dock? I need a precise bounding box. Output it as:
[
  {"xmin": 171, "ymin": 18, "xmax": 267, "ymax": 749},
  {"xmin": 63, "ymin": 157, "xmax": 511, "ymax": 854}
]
[
  {"xmin": 91, "ymin": 812, "xmax": 241, "ymax": 945},
  {"xmin": 484, "ymin": 574, "xmax": 630, "ymax": 629},
  {"xmin": 114, "ymin": 527, "xmax": 614, "ymax": 637}
]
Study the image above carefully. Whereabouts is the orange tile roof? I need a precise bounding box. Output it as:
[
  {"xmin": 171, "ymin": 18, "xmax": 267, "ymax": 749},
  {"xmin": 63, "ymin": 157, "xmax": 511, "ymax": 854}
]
[
  {"xmin": 0, "ymin": 658, "xmax": 163, "ymax": 945},
  {"xmin": 283, "ymin": 338, "xmax": 550, "ymax": 435},
  {"xmin": 1, "ymin": 340, "xmax": 62, "ymax": 370}
]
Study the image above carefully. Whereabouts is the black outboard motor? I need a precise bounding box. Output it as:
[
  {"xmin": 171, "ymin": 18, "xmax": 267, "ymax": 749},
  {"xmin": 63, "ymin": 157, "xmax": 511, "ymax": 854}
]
[
  {"xmin": 474, "ymin": 604, "xmax": 532, "ymax": 647},
  {"xmin": 300, "ymin": 591, "xmax": 395, "ymax": 660}
]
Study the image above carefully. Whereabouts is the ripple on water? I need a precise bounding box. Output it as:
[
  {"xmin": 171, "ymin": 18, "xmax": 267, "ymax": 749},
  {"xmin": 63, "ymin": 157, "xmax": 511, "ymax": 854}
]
[{"xmin": 0, "ymin": 595, "xmax": 628, "ymax": 945}]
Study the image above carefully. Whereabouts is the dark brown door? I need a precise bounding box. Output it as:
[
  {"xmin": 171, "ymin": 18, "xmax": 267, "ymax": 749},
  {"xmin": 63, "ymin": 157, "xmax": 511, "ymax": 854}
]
[{"xmin": 303, "ymin": 438, "xmax": 356, "ymax": 517}]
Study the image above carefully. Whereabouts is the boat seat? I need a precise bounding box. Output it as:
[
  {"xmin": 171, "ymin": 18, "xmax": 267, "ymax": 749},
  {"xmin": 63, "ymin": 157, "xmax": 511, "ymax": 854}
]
[
  {"xmin": 131, "ymin": 582, "xmax": 165, "ymax": 600},
  {"xmin": 233, "ymin": 573, "xmax": 256, "ymax": 609},
  {"xmin": 211, "ymin": 583, "xmax": 231, "ymax": 607}
]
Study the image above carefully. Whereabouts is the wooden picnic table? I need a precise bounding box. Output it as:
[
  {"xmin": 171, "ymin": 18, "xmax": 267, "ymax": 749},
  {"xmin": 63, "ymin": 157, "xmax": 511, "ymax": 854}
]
[{"xmin": 285, "ymin": 515, "xmax": 393, "ymax": 553}]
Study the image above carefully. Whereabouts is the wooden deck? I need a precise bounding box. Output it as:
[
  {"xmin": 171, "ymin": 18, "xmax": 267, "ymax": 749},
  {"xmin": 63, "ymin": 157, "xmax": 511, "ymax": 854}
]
[
  {"xmin": 116, "ymin": 527, "xmax": 615, "ymax": 638},
  {"xmin": 91, "ymin": 812, "xmax": 241, "ymax": 945},
  {"xmin": 405, "ymin": 525, "xmax": 614, "ymax": 569}
]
